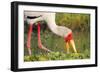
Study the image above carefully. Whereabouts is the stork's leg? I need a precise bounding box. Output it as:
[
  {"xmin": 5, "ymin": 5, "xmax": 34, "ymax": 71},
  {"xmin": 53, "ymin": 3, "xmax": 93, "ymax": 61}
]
[
  {"xmin": 27, "ymin": 24, "xmax": 33, "ymax": 56},
  {"xmin": 37, "ymin": 22, "xmax": 51, "ymax": 52}
]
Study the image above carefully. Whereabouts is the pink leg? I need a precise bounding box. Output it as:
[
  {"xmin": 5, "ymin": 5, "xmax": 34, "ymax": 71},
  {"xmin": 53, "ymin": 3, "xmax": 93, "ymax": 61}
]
[
  {"xmin": 37, "ymin": 22, "xmax": 51, "ymax": 52},
  {"xmin": 37, "ymin": 22, "xmax": 42, "ymax": 48},
  {"xmin": 27, "ymin": 24, "xmax": 33, "ymax": 56}
]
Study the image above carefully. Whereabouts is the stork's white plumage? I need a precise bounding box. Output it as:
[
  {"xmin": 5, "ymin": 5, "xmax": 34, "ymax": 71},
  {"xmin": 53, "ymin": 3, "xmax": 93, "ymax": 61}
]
[
  {"xmin": 24, "ymin": 11, "xmax": 72, "ymax": 37},
  {"xmin": 24, "ymin": 11, "xmax": 77, "ymax": 56}
]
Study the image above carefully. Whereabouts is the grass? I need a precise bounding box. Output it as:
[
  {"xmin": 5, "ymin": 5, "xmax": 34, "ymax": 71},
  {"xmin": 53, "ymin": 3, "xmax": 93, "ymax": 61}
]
[
  {"xmin": 24, "ymin": 29, "xmax": 90, "ymax": 61},
  {"xmin": 24, "ymin": 52, "xmax": 89, "ymax": 62}
]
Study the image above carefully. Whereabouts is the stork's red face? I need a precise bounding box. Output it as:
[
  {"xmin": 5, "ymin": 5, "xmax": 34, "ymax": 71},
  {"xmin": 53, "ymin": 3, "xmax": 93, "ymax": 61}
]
[{"xmin": 64, "ymin": 32, "xmax": 73, "ymax": 43}]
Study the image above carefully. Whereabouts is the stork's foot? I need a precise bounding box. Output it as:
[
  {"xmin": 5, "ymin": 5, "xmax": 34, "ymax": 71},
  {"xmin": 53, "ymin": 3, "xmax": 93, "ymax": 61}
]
[
  {"xmin": 38, "ymin": 44, "xmax": 52, "ymax": 52},
  {"xmin": 28, "ymin": 48, "xmax": 32, "ymax": 56}
]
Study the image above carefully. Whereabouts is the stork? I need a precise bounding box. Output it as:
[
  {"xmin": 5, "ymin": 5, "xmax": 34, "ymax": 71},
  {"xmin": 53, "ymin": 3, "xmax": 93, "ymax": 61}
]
[{"xmin": 24, "ymin": 11, "xmax": 77, "ymax": 56}]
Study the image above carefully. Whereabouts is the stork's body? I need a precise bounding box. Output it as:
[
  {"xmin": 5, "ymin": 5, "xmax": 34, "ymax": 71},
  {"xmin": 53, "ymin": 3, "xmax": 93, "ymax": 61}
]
[{"xmin": 25, "ymin": 11, "xmax": 77, "ymax": 56}]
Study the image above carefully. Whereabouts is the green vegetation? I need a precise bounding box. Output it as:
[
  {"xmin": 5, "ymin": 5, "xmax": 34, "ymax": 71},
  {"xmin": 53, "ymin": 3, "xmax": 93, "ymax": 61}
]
[
  {"xmin": 24, "ymin": 13, "xmax": 90, "ymax": 61},
  {"xmin": 24, "ymin": 52, "xmax": 89, "ymax": 62},
  {"xmin": 56, "ymin": 13, "xmax": 90, "ymax": 32}
]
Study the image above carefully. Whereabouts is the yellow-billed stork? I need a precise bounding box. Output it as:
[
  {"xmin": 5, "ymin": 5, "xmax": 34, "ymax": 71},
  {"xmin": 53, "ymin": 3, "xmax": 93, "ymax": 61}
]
[{"xmin": 24, "ymin": 11, "xmax": 77, "ymax": 56}]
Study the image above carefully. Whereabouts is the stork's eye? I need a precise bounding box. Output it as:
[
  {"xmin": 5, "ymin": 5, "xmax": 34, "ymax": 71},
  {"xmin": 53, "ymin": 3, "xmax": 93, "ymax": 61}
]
[{"xmin": 27, "ymin": 15, "xmax": 42, "ymax": 19}]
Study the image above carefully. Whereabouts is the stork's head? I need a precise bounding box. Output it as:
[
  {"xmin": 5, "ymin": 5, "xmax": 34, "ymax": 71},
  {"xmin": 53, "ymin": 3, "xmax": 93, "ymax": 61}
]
[
  {"xmin": 64, "ymin": 32, "xmax": 73, "ymax": 52},
  {"xmin": 64, "ymin": 32, "xmax": 73, "ymax": 43}
]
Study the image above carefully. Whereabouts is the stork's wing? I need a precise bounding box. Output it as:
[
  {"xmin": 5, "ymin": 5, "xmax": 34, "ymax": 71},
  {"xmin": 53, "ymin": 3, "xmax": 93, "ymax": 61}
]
[{"xmin": 27, "ymin": 15, "xmax": 42, "ymax": 19}]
